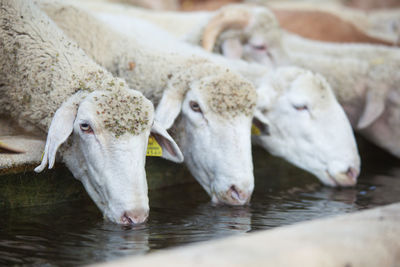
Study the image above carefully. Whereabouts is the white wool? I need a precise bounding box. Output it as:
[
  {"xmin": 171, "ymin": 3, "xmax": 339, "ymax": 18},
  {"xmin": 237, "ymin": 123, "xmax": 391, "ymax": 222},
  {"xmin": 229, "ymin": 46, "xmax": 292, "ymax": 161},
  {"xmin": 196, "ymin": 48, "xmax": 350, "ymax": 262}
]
[{"xmin": 1, "ymin": 0, "xmax": 152, "ymax": 135}]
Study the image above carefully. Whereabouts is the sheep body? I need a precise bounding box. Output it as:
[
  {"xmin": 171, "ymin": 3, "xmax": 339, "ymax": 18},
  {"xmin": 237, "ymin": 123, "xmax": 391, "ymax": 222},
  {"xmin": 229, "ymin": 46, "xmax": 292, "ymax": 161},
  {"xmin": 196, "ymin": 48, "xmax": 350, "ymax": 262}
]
[
  {"xmin": 282, "ymin": 33, "xmax": 400, "ymax": 61},
  {"xmin": 0, "ymin": 1, "xmax": 152, "ymax": 136}
]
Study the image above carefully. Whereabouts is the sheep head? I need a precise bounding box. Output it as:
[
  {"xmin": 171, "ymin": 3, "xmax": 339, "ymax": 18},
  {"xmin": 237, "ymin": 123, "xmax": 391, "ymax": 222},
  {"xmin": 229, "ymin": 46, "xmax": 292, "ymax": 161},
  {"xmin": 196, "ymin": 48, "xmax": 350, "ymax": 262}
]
[
  {"xmin": 202, "ymin": 4, "xmax": 285, "ymax": 67},
  {"xmin": 156, "ymin": 63, "xmax": 257, "ymax": 205},
  {"xmin": 253, "ymin": 67, "xmax": 361, "ymax": 187},
  {"xmin": 35, "ymin": 89, "xmax": 183, "ymax": 224}
]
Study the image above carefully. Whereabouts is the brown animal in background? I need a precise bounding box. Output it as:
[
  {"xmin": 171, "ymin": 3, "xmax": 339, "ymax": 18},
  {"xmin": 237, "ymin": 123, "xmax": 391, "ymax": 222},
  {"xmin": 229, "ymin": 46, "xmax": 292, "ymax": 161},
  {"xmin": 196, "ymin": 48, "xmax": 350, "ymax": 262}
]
[{"xmin": 273, "ymin": 9, "xmax": 395, "ymax": 46}]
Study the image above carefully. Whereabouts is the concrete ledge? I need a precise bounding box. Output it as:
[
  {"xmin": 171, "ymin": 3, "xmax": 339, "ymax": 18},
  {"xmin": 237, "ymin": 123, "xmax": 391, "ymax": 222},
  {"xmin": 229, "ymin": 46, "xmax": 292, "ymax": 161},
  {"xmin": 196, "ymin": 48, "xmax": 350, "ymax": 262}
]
[
  {"xmin": 0, "ymin": 117, "xmax": 45, "ymax": 174},
  {"xmin": 0, "ymin": 136, "xmax": 45, "ymax": 174},
  {"xmin": 92, "ymin": 203, "xmax": 400, "ymax": 267}
]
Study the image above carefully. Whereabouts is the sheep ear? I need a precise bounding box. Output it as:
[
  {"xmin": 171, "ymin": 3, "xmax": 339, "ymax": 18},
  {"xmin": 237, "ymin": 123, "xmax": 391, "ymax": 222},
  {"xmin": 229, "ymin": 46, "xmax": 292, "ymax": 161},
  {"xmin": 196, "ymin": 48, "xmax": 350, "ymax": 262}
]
[
  {"xmin": 221, "ymin": 38, "xmax": 243, "ymax": 59},
  {"xmin": 155, "ymin": 89, "xmax": 183, "ymax": 129},
  {"xmin": 34, "ymin": 93, "xmax": 85, "ymax": 173},
  {"xmin": 150, "ymin": 120, "xmax": 184, "ymax": 163},
  {"xmin": 252, "ymin": 112, "xmax": 271, "ymax": 136},
  {"xmin": 357, "ymin": 89, "xmax": 386, "ymax": 129}
]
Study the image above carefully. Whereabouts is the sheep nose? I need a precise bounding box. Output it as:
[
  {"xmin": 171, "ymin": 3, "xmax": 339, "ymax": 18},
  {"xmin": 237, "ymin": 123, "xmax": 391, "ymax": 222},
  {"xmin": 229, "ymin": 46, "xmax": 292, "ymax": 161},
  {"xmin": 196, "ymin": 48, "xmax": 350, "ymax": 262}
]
[
  {"xmin": 121, "ymin": 209, "xmax": 149, "ymax": 225},
  {"xmin": 226, "ymin": 185, "xmax": 251, "ymax": 205},
  {"xmin": 346, "ymin": 167, "xmax": 359, "ymax": 182},
  {"xmin": 333, "ymin": 166, "xmax": 359, "ymax": 187}
]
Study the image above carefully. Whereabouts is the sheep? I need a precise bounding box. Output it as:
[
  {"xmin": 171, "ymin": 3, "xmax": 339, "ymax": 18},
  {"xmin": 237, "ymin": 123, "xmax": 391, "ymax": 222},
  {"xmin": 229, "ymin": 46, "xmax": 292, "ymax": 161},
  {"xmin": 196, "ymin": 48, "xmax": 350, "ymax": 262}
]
[
  {"xmin": 196, "ymin": 4, "xmax": 400, "ymax": 158},
  {"xmin": 38, "ymin": 0, "xmax": 259, "ymax": 205},
  {"xmin": 43, "ymin": 1, "xmax": 361, "ymax": 187},
  {"xmin": 74, "ymin": 1, "xmax": 397, "ymax": 47},
  {"xmin": 0, "ymin": 0, "xmax": 183, "ymax": 225}
]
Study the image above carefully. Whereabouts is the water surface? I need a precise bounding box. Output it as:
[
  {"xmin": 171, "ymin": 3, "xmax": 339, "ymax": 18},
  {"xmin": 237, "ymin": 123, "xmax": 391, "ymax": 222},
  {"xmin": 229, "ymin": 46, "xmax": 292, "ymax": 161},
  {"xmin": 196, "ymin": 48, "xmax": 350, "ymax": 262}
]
[{"xmin": 1, "ymin": 140, "xmax": 400, "ymax": 266}]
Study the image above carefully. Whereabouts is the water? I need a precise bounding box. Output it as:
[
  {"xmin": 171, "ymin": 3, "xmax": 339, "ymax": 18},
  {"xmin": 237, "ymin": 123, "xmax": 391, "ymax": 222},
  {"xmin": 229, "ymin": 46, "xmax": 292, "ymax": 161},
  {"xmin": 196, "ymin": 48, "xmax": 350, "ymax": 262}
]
[{"xmin": 1, "ymin": 139, "xmax": 400, "ymax": 266}]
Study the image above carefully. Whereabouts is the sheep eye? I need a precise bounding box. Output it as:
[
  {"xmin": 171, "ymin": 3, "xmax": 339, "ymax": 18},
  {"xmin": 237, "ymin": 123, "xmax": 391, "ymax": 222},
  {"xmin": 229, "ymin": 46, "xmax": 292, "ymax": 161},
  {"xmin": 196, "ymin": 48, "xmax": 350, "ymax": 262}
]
[
  {"xmin": 189, "ymin": 101, "xmax": 202, "ymax": 113},
  {"xmin": 80, "ymin": 123, "xmax": 93, "ymax": 133},
  {"xmin": 293, "ymin": 104, "xmax": 309, "ymax": 111}
]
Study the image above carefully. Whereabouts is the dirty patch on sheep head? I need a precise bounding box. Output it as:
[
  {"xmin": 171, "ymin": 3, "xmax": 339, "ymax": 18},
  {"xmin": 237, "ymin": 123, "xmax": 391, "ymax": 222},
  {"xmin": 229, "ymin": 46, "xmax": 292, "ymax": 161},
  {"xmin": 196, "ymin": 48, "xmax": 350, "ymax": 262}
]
[
  {"xmin": 73, "ymin": 70, "xmax": 128, "ymax": 93},
  {"xmin": 94, "ymin": 89, "xmax": 153, "ymax": 137},
  {"xmin": 199, "ymin": 72, "xmax": 257, "ymax": 118}
]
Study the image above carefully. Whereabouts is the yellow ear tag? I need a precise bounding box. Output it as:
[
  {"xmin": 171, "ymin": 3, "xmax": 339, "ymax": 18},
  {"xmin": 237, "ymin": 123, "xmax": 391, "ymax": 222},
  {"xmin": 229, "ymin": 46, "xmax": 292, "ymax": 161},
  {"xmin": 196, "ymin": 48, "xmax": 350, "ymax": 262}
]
[
  {"xmin": 251, "ymin": 124, "xmax": 261, "ymax": 136},
  {"xmin": 146, "ymin": 136, "xmax": 163, "ymax": 157}
]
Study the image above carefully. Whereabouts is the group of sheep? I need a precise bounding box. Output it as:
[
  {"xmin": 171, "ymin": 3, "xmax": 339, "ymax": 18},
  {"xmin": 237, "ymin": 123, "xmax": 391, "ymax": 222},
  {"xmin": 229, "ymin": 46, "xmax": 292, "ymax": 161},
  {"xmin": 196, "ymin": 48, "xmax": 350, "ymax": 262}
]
[{"xmin": 0, "ymin": 0, "xmax": 398, "ymax": 225}]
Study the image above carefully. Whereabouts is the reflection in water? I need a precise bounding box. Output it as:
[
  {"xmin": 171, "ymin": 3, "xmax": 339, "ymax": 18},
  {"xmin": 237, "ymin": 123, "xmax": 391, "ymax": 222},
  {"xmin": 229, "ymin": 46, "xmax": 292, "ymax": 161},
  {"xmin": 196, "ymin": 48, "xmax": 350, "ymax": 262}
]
[{"xmin": 1, "ymin": 142, "xmax": 400, "ymax": 266}]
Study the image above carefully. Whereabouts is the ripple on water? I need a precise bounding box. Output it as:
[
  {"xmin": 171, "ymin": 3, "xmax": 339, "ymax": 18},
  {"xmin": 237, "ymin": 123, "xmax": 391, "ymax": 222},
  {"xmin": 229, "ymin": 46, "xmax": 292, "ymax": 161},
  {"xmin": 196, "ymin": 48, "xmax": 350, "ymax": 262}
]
[{"xmin": 1, "ymin": 144, "xmax": 400, "ymax": 265}]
